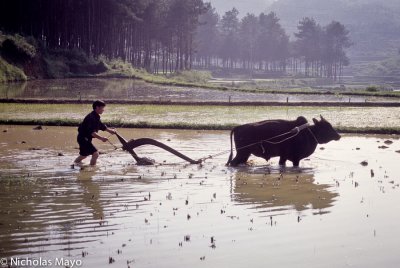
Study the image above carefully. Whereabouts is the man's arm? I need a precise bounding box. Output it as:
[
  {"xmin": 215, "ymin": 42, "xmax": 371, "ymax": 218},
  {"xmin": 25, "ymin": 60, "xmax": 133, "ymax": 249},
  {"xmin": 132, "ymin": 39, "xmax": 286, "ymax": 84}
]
[
  {"xmin": 92, "ymin": 132, "xmax": 108, "ymax": 142},
  {"xmin": 105, "ymin": 128, "xmax": 117, "ymax": 135},
  {"xmin": 99, "ymin": 120, "xmax": 116, "ymax": 135}
]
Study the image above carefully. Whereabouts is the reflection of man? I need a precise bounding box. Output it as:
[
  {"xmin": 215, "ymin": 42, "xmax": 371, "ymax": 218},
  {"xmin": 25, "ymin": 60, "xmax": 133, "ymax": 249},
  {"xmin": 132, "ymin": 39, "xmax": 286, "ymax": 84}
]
[
  {"xmin": 77, "ymin": 171, "xmax": 104, "ymax": 220},
  {"xmin": 73, "ymin": 100, "xmax": 116, "ymax": 166}
]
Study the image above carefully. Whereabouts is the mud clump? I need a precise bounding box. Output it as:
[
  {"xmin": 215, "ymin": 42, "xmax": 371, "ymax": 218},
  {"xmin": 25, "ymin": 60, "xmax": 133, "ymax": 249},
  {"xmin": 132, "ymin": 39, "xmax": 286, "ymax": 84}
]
[{"xmin": 137, "ymin": 157, "xmax": 155, "ymax": 166}]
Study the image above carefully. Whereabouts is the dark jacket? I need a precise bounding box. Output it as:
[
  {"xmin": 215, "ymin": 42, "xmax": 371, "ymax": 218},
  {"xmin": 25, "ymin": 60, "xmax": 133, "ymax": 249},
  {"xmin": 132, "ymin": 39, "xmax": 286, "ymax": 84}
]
[{"xmin": 78, "ymin": 111, "xmax": 107, "ymax": 140}]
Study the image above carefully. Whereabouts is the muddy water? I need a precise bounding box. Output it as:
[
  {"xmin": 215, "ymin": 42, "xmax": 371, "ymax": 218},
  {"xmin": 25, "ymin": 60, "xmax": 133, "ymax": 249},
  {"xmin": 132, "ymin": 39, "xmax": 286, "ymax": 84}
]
[
  {"xmin": 0, "ymin": 126, "xmax": 400, "ymax": 267},
  {"xmin": 0, "ymin": 78, "xmax": 398, "ymax": 103}
]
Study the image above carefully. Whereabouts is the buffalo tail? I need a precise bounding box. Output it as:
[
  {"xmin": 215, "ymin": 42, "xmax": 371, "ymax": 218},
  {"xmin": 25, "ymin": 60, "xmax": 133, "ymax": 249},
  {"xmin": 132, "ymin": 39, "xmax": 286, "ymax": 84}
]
[{"xmin": 226, "ymin": 128, "xmax": 235, "ymax": 166}]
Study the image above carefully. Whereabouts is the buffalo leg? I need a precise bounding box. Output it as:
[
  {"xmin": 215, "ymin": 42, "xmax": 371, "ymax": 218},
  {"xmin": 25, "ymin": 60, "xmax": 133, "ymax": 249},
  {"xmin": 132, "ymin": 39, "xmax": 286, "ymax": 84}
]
[
  {"xmin": 262, "ymin": 155, "xmax": 271, "ymax": 163},
  {"xmin": 292, "ymin": 159, "xmax": 300, "ymax": 167},
  {"xmin": 229, "ymin": 151, "xmax": 251, "ymax": 167},
  {"xmin": 279, "ymin": 157, "xmax": 287, "ymax": 166}
]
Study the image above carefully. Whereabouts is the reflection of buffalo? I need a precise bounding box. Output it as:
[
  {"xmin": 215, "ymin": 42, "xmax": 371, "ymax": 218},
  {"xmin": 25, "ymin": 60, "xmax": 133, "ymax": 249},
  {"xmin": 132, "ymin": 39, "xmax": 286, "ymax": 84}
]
[
  {"xmin": 227, "ymin": 116, "xmax": 341, "ymax": 167},
  {"xmin": 232, "ymin": 171, "xmax": 338, "ymax": 214}
]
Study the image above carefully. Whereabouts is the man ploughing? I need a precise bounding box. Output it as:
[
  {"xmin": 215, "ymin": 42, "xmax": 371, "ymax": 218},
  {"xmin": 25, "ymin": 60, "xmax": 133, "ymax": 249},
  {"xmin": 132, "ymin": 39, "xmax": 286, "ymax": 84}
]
[{"xmin": 73, "ymin": 100, "xmax": 116, "ymax": 166}]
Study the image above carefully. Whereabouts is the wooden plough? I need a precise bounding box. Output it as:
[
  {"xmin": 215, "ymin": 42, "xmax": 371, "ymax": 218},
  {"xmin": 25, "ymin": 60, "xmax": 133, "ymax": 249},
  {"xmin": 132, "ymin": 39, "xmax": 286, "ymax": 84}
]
[{"xmin": 115, "ymin": 132, "xmax": 201, "ymax": 165}]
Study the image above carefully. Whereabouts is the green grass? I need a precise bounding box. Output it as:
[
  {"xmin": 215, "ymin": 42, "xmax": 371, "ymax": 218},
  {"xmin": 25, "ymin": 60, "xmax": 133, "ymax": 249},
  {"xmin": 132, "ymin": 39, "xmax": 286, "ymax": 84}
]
[
  {"xmin": 1, "ymin": 118, "xmax": 399, "ymax": 134},
  {"xmin": 1, "ymin": 103, "xmax": 400, "ymax": 133}
]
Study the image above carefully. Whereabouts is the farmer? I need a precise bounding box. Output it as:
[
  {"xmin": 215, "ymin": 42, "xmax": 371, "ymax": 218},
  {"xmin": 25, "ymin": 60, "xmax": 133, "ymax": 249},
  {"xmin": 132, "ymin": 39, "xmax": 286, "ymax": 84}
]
[{"xmin": 73, "ymin": 100, "xmax": 116, "ymax": 166}]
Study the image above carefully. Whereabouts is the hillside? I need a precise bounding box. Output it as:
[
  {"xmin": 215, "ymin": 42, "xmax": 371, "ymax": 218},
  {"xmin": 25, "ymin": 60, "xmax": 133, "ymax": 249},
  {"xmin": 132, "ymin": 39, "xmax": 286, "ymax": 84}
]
[
  {"xmin": 353, "ymin": 55, "xmax": 400, "ymax": 77},
  {"xmin": 269, "ymin": 0, "xmax": 400, "ymax": 61},
  {"xmin": 209, "ymin": 0, "xmax": 400, "ymax": 65},
  {"xmin": 208, "ymin": 0, "xmax": 273, "ymax": 15}
]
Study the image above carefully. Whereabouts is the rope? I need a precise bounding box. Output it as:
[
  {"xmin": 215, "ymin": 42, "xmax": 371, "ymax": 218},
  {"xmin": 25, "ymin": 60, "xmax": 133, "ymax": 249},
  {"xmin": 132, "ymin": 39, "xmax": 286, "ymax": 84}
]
[
  {"xmin": 307, "ymin": 128, "xmax": 320, "ymax": 144},
  {"xmin": 107, "ymin": 139, "xmax": 120, "ymax": 150},
  {"xmin": 105, "ymin": 134, "xmax": 122, "ymax": 150}
]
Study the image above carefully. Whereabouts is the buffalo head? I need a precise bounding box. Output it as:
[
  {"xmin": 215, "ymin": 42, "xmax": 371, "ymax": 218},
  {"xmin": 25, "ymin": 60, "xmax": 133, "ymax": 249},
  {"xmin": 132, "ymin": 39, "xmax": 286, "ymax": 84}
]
[{"xmin": 312, "ymin": 115, "xmax": 341, "ymax": 144}]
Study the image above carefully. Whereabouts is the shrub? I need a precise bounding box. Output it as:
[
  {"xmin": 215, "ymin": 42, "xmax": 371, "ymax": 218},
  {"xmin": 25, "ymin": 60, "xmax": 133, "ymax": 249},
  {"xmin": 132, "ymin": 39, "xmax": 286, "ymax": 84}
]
[
  {"xmin": 366, "ymin": 86, "xmax": 378, "ymax": 92},
  {"xmin": 0, "ymin": 56, "xmax": 27, "ymax": 82},
  {"xmin": 0, "ymin": 34, "xmax": 36, "ymax": 62},
  {"xmin": 168, "ymin": 70, "xmax": 212, "ymax": 84},
  {"xmin": 44, "ymin": 56, "xmax": 70, "ymax": 78}
]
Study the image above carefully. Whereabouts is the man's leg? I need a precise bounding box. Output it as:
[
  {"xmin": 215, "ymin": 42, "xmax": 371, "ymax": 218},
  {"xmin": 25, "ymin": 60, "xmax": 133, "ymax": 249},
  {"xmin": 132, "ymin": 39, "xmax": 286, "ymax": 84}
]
[
  {"xmin": 74, "ymin": 155, "xmax": 87, "ymax": 164},
  {"xmin": 90, "ymin": 151, "xmax": 100, "ymax": 166},
  {"xmin": 76, "ymin": 135, "xmax": 90, "ymax": 164}
]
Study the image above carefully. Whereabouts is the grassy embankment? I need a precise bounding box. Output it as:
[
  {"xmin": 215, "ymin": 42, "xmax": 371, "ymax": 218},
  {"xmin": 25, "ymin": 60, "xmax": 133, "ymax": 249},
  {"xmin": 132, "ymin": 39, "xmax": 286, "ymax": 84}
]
[
  {"xmin": 1, "ymin": 103, "xmax": 400, "ymax": 134},
  {"xmin": 101, "ymin": 66, "xmax": 400, "ymax": 98}
]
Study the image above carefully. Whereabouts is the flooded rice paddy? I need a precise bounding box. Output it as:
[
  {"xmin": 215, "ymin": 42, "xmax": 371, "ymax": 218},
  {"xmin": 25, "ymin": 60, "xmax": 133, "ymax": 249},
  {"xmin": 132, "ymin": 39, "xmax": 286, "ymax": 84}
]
[
  {"xmin": 0, "ymin": 78, "xmax": 399, "ymax": 103},
  {"xmin": 0, "ymin": 126, "xmax": 400, "ymax": 267}
]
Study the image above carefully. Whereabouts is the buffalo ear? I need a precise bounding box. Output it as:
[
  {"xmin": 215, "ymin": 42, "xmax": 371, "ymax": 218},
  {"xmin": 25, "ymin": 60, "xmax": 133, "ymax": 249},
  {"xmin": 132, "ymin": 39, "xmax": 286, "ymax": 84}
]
[
  {"xmin": 313, "ymin": 118, "xmax": 319, "ymax": 125},
  {"xmin": 320, "ymin": 115, "xmax": 326, "ymax": 121}
]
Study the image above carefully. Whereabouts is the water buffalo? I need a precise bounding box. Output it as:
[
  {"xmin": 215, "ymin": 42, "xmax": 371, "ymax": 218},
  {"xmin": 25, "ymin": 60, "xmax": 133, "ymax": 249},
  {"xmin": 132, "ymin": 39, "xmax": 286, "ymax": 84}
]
[{"xmin": 226, "ymin": 115, "xmax": 341, "ymax": 167}]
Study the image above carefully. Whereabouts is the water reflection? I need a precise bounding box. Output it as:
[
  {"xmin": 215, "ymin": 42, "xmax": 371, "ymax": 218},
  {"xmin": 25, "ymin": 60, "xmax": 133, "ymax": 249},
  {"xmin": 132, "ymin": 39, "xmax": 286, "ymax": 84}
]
[
  {"xmin": 0, "ymin": 170, "xmax": 114, "ymax": 257},
  {"xmin": 232, "ymin": 168, "xmax": 337, "ymax": 215},
  {"xmin": 0, "ymin": 79, "xmax": 142, "ymax": 100},
  {"xmin": 76, "ymin": 170, "xmax": 104, "ymax": 220},
  {"xmin": 1, "ymin": 78, "xmax": 395, "ymax": 102}
]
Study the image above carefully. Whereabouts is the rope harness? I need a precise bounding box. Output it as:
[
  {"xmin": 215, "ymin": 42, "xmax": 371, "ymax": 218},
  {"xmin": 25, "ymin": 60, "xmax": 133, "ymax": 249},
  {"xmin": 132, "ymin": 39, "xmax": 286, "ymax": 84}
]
[{"xmin": 105, "ymin": 123, "xmax": 318, "ymax": 165}]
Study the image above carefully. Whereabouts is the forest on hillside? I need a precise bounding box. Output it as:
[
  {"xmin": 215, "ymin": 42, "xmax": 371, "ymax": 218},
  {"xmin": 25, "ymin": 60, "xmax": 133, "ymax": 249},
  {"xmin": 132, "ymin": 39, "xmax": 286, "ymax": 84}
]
[
  {"xmin": 211, "ymin": 0, "xmax": 400, "ymax": 61},
  {"xmin": 0, "ymin": 0, "xmax": 351, "ymax": 80},
  {"xmin": 194, "ymin": 8, "xmax": 351, "ymax": 80}
]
